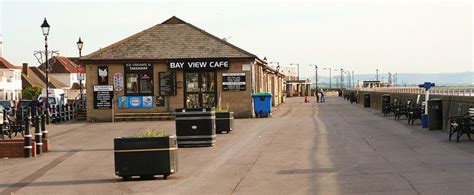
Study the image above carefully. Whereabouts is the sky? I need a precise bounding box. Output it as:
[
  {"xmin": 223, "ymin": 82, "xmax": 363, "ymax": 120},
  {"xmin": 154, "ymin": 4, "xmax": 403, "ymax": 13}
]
[{"xmin": 0, "ymin": 0, "xmax": 472, "ymax": 78}]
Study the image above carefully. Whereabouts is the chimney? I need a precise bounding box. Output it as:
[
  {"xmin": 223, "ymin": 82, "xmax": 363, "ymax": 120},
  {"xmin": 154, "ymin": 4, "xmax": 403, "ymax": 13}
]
[{"xmin": 22, "ymin": 63, "xmax": 28, "ymax": 76}]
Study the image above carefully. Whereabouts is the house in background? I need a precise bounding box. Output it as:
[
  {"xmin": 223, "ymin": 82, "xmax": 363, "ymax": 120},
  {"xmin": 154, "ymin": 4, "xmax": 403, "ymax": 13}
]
[
  {"xmin": 0, "ymin": 57, "xmax": 22, "ymax": 100},
  {"xmin": 38, "ymin": 56, "xmax": 85, "ymax": 100},
  {"xmin": 20, "ymin": 63, "xmax": 67, "ymax": 98}
]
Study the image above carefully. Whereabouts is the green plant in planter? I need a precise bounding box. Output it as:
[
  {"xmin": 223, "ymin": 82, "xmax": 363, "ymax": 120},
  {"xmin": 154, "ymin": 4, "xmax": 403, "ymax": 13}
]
[
  {"xmin": 215, "ymin": 104, "xmax": 234, "ymax": 134},
  {"xmin": 137, "ymin": 129, "xmax": 169, "ymax": 138},
  {"xmin": 215, "ymin": 104, "xmax": 230, "ymax": 113}
]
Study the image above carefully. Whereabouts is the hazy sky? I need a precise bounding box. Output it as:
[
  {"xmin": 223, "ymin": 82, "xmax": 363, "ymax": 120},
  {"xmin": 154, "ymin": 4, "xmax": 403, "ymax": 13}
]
[{"xmin": 0, "ymin": 0, "xmax": 472, "ymax": 77}]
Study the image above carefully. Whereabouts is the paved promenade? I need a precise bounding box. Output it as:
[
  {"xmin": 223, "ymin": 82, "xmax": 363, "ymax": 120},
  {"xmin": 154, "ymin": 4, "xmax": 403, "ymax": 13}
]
[{"xmin": 0, "ymin": 97, "xmax": 473, "ymax": 194}]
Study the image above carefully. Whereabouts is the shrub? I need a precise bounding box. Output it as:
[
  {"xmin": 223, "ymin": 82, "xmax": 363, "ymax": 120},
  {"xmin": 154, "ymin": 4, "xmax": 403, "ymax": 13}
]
[
  {"xmin": 136, "ymin": 129, "xmax": 168, "ymax": 138},
  {"xmin": 22, "ymin": 86, "xmax": 42, "ymax": 100}
]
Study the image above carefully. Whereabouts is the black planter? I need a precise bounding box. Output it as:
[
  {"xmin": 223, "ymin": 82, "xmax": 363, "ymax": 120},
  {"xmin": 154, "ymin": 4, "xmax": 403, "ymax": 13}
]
[
  {"xmin": 215, "ymin": 112, "xmax": 234, "ymax": 134},
  {"xmin": 175, "ymin": 108, "xmax": 216, "ymax": 147},
  {"xmin": 114, "ymin": 136, "xmax": 178, "ymax": 181}
]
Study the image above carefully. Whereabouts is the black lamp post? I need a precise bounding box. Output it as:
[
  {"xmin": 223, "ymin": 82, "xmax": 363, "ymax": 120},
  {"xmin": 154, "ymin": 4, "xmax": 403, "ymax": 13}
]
[
  {"xmin": 41, "ymin": 18, "xmax": 50, "ymax": 123},
  {"xmin": 76, "ymin": 37, "xmax": 84, "ymax": 106}
]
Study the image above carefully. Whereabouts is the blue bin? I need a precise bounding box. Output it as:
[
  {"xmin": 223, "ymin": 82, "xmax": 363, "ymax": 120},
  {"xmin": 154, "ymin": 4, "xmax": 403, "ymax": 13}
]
[{"xmin": 252, "ymin": 92, "xmax": 272, "ymax": 118}]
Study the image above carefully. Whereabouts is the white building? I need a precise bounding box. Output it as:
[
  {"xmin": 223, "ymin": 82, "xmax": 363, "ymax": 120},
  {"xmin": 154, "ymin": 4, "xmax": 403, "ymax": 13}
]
[{"xmin": 0, "ymin": 57, "xmax": 22, "ymax": 100}]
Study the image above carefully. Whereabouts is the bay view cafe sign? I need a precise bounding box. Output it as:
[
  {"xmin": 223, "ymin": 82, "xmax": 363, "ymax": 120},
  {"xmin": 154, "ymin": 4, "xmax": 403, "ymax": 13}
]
[{"xmin": 168, "ymin": 58, "xmax": 229, "ymax": 70}]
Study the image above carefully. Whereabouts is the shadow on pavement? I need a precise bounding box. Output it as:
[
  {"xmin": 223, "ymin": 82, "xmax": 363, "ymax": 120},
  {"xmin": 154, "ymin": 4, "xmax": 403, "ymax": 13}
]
[{"xmin": 0, "ymin": 178, "xmax": 120, "ymax": 188}]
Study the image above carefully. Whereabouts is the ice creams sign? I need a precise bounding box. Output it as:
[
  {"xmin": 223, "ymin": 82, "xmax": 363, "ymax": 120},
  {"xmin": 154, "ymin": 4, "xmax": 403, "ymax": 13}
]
[{"xmin": 168, "ymin": 59, "xmax": 229, "ymax": 70}]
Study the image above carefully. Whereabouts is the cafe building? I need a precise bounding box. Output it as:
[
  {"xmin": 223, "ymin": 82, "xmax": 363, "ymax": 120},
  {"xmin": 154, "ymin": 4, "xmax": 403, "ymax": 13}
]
[{"xmin": 81, "ymin": 16, "xmax": 285, "ymax": 122}]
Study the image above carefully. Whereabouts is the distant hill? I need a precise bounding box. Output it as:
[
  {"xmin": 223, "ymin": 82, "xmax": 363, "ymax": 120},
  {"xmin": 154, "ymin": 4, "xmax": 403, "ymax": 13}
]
[{"xmin": 301, "ymin": 71, "xmax": 474, "ymax": 87}]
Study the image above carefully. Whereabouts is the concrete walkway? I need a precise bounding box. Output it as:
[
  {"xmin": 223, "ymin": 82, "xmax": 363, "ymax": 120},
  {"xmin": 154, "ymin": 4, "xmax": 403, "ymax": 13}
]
[{"xmin": 0, "ymin": 96, "xmax": 473, "ymax": 194}]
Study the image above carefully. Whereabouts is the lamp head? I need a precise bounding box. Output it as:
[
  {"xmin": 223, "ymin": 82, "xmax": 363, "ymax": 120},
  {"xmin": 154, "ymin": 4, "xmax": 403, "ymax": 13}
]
[
  {"xmin": 76, "ymin": 37, "xmax": 83, "ymax": 50},
  {"xmin": 41, "ymin": 18, "xmax": 50, "ymax": 36}
]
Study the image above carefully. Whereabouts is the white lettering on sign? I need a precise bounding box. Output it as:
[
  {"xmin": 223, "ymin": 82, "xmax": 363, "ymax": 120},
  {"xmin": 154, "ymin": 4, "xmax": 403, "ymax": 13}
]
[
  {"xmin": 168, "ymin": 59, "xmax": 229, "ymax": 70},
  {"xmin": 223, "ymin": 73, "xmax": 245, "ymax": 76},
  {"xmin": 93, "ymin": 85, "xmax": 113, "ymax": 92},
  {"xmin": 169, "ymin": 62, "xmax": 184, "ymax": 69},
  {"xmin": 210, "ymin": 61, "xmax": 229, "ymax": 68}
]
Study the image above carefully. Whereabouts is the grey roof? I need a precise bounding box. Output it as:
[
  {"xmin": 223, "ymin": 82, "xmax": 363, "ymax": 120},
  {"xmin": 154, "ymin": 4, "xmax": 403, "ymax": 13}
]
[{"xmin": 83, "ymin": 16, "xmax": 256, "ymax": 60}]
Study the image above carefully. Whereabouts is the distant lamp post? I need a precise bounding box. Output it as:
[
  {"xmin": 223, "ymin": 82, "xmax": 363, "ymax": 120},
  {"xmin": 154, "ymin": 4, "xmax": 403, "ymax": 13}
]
[
  {"xmin": 309, "ymin": 65, "xmax": 318, "ymax": 89},
  {"xmin": 340, "ymin": 68, "xmax": 344, "ymax": 89},
  {"xmin": 323, "ymin": 67, "xmax": 332, "ymax": 89},
  {"xmin": 76, "ymin": 37, "xmax": 84, "ymax": 106},
  {"xmin": 290, "ymin": 63, "xmax": 300, "ymax": 80}
]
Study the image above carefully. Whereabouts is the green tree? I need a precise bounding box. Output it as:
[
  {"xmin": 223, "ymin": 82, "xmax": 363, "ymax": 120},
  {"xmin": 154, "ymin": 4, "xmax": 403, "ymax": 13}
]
[{"xmin": 22, "ymin": 86, "xmax": 42, "ymax": 100}]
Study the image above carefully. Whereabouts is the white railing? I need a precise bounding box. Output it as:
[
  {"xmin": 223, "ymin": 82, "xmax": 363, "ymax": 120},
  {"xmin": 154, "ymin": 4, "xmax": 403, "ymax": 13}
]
[{"xmin": 349, "ymin": 87, "xmax": 474, "ymax": 97}]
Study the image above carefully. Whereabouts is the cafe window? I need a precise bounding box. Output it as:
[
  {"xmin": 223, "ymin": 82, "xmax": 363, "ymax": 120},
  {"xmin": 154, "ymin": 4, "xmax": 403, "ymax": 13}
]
[{"xmin": 125, "ymin": 63, "xmax": 153, "ymax": 95}]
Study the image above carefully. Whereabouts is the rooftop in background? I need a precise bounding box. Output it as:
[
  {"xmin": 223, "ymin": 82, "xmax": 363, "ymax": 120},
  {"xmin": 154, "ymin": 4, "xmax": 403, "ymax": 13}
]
[
  {"xmin": 38, "ymin": 56, "xmax": 80, "ymax": 73},
  {"xmin": 83, "ymin": 16, "xmax": 257, "ymax": 61},
  {"xmin": 20, "ymin": 64, "xmax": 67, "ymax": 89},
  {"xmin": 0, "ymin": 57, "xmax": 20, "ymax": 69}
]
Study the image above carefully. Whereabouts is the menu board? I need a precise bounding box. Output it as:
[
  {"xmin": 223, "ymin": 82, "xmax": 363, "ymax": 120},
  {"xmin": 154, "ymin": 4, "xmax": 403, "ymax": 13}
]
[
  {"xmin": 159, "ymin": 72, "xmax": 176, "ymax": 96},
  {"xmin": 93, "ymin": 85, "xmax": 113, "ymax": 109},
  {"xmin": 223, "ymin": 73, "xmax": 246, "ymax": 91}
]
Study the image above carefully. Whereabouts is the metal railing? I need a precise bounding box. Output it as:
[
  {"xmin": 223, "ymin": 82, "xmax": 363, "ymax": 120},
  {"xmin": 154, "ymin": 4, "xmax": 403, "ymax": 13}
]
[{"xmin": 349, "ymin": 87, "xmax": 474, "ymax": 97}]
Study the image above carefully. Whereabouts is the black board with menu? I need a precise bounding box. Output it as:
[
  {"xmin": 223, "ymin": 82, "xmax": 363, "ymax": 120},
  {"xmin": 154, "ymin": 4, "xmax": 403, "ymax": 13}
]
[{"xmin": 159, "ymin": 72, "xmax": 176, "ymax": 96}]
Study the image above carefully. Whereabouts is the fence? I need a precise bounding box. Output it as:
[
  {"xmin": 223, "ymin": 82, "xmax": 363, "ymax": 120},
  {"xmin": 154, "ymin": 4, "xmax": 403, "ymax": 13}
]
[{"xmin": 348, "ymin": 87, "xmax": 474, "ymax": 97}]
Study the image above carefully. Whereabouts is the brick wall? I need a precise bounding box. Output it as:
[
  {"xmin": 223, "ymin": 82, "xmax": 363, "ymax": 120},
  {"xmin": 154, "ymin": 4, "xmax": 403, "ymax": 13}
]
[{"xmin": 0, "ymin": 139, "xmax": 49, "ymax": 158}]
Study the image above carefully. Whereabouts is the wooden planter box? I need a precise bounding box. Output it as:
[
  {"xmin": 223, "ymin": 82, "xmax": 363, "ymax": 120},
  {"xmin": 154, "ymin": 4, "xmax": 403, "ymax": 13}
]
[
  {"xmin": 114, "ymin": 136, "xmax": 178, "ymax": 181},
  {"xmin": 175, "ymin": 108, "xmax": 216, "ymax": 147},
  {"xmin": 215, "ymin": 112, "xmax": 234, "ymax": 134}
]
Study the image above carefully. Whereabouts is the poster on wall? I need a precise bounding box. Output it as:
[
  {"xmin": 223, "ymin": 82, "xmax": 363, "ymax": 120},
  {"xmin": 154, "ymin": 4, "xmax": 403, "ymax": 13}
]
[
  {"xmin": 223, "ymin": 73, "xmax": 246, "ymax": 91},
  {"xmin": 159, "ymin": 72, "xmax": 176, "ymax": 96},
  {"xmin": 113, "ymin": 73, "xmax": 123, "ymax": 92},
  {"xmin": 118, "ymin": 96, "xmax": 154, "ymax": 109},
  {"xmin": 155, "ymin": 96, "xmax": 165, "ymax": 107},
  {"xmin": 93, "ymin": 85, "xmax": 113, "ymax": 109},
  {"xmin": 98, "ymin": 66, "xmax": 109, "ymax": 85}
]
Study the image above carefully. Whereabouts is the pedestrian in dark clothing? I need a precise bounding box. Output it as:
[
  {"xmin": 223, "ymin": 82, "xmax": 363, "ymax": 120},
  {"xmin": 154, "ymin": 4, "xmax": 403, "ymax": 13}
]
[{"xmin": 319, "ymin": 89, "xmax": 325, "ymax": 103}]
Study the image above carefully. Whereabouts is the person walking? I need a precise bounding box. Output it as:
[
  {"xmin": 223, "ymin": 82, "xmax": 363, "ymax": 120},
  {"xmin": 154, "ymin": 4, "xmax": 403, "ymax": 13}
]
[
  {"xmin": 315, "ymin": 88, "xmax": 320, "ymax": 103},
  {"xmin": 319, "ymin": 88, "xmax": 325, "ymax": 103}
]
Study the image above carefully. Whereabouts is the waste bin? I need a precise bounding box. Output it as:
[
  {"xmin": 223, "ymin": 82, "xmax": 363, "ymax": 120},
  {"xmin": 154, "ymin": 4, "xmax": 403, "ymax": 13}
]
[
  {"xmin": 382, "ymin": 94, "xmax": 390, "ymax": 114},
  {"xmin": 364, "ymin": 93, "xmax": 371, "ymax": 108},
  {"xmin": 428, "ymin": 98, "xmax": 443, "ymax": 130},
  {"xmin": 175, "ymin": 108, "xmax": 216, "ymax": 147},
  {"xmin": 252, "ymin": 92, "xmax": 272, "ymax": 118}
]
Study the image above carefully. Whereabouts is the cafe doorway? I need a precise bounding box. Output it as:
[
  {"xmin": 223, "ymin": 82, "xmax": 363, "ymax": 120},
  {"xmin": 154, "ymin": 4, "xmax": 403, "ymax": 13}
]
[{"xmin": 184, "ymin": 72, "xmax": 217, "ymax": 108}]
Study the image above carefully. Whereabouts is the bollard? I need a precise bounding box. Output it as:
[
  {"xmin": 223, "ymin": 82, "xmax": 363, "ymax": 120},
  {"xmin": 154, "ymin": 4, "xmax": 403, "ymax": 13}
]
[
  {"xmin": 24, "ymin": 116, "xmax": 32, "ymax": 158},
  {"xmin": 71, "ymin": 104, "xmax": 75, "ymax": 120},
  {"xmin": 61, "ymin": 105, "xmax": 65, "ymax": 122},
  {"xmin": 41, "ymin": 113, "xmax": 47, "ymax": 139},
  {"xmin": 67, "ymin": 104, "xmax": 71, "ymax": 121},
  {"xmin": 2, "ymin": 109, "xmax": 6, "ymax": 124},
  {"xmin": 46, "ymin": 106, "xmax": 50, "ymax": 125},
  {"xmin": 34, "ymin": 114, "xmax": 42, "ymax": 155}
]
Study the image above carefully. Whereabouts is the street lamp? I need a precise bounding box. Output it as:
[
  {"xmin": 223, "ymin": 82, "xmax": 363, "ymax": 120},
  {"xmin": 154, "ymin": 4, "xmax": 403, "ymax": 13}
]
[
  {"xmin": 76, "ymin": 37, "xmax": 84, "ymax": 107},
  {"xmin": 290, "ymin": 63, "xmax": 299, "ymax": 80},
  {"xmin": 323, "ymin": 67, "xmax": 332, "ymax": 89},
  {"xmin": 340, "ymin": 68, "xmax": 344, "ymax": 89},
  {"xmin": 41, "ymin": 18, "xmax": 50, "ymax": 123},
  {"xmin": 376, "ymin": 69, "xmax": 379, "ymax": 81},
  {"xmin": 309, "ymin": 65, "xmax": 318, "ymax": 89}
]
